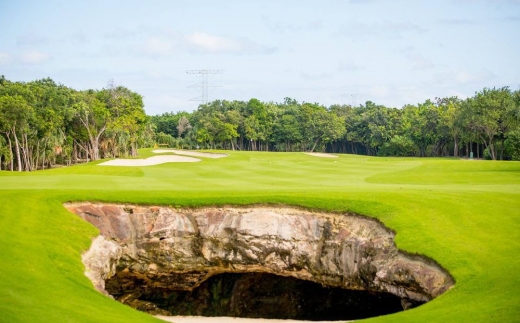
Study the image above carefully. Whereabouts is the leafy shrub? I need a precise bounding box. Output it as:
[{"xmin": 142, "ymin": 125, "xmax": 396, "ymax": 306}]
[
  {"xmin": 505, "ymin": 130, "xmax": 520, "ymax": 161},
  {"xmin": 483, "ymin": 148, "xmax": 492, "ymax": 160},
  {"xmin": 378, "ymin": 135, "xmax": 418, "ymax": 157},
  {"xmin": 155, "ymin": 132, "xmax": 178, "ymax": 148}
]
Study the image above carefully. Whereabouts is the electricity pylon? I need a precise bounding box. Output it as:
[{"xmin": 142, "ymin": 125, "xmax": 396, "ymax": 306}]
[
  {"xmin": 341, "ymin": 93, "xmax": 360, "ymax": 106},
  {"xmin": 186, "ymin": 70, "xmax": 223, "ymax": 104}
]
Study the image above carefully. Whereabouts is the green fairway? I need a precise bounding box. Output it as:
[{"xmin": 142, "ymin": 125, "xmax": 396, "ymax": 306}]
[{"xmin": 1, "ymin": 150, "xmax": 519, "ymax": 323}]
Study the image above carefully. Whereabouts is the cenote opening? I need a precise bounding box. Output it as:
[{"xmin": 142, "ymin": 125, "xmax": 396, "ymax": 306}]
[
  {"xmin": 70, "ymin": 204, "xmax": 453, "ymax": 321},
  {"xmin": 105, "ymin": 272, "xmax": 420, "ymax": 321}
]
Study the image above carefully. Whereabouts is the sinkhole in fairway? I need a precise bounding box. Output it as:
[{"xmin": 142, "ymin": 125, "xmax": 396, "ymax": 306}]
[
  {"xmin": 105, "ymin": 271, "xmax": 410, "ymax": 320},
  {"xmin": 67, "ymin": 203, "xmax": 454, "ymax": 321}
]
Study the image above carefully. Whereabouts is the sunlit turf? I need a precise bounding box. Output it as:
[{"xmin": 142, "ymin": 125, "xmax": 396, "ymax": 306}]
[{"xmin": 1, "ymin": 149, "xmax": 519, "ymax": 322}]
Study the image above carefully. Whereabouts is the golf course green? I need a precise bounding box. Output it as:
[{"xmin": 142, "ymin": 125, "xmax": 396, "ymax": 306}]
[{"xmin": 1, "ymin": 149, "xmax": 519, "ymax": 323}]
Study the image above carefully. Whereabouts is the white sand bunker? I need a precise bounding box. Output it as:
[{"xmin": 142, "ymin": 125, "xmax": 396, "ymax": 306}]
[
  {"xmin": 304, "ymin": 152, "xmax": 338, "ymax": 158},
  {"xmin": 99, "ymin": 155, "xmax": 200, "ymax": 166},
  {"xmin": 153, "ymin": 149, "xmax": 228, "ymax": 159}
]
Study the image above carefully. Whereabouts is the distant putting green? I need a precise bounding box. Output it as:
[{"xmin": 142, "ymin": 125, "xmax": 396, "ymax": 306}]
[{"xmin": 1, "ymin": 150, "xmax": 519, "ymax": 323}]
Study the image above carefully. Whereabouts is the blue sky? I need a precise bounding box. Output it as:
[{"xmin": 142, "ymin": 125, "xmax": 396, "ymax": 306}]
[{"xmin": 0, "ymin": 0, "xmax": 519, "ymax": 115}]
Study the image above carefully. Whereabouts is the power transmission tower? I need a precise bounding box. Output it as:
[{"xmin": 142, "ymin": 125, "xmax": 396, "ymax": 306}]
[
  {"xmin": 350, "ymin": 94, "xmax": 358, "ymax": 107},
  {"xmin": 341, "ymin": 93, "xmax": 360, "ymax": 106},
  {"xmin": 186, "ymin": 70, "xmax": 223, "ymax": 104}
]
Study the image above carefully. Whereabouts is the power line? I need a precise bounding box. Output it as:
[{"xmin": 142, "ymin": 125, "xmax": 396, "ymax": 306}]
[
  {"xmin": 186, "ymin": 70, "xmax": 224, "ymax": 104},
  {"xmin": 341, "ymin": 93, "xmax": 360, "ymax": 106}
]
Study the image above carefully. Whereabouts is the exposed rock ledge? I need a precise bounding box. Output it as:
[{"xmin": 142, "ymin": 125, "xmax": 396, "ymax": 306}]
[{"xmin": 66, "ymin": 203, "xmax": 454, "ymax": 305}]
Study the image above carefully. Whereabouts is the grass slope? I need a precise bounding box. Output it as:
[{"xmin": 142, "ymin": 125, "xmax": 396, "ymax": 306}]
[{"xmin": 1, "ymin": 149, "xmax": 519, "ymax": 323}]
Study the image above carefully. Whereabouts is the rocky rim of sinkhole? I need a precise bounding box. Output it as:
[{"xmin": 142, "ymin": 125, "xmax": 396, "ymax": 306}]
[{"xmin": 66, "ymin": 203, "xmax": 455, "ymax": 320}]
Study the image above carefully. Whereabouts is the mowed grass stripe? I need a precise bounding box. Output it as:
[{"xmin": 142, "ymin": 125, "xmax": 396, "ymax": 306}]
[{"xmin": 0, "ymin": 151, "xmax": 519, "ymax": 322}]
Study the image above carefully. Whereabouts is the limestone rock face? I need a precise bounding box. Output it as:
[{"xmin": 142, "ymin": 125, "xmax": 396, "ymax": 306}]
[
  {"xmin": 81, "ymin": 235, "xmax": 122, "ymax": 296},
  {"xmin": 66, "ymin": 203, "xmax": 454, "ymax": 303}
]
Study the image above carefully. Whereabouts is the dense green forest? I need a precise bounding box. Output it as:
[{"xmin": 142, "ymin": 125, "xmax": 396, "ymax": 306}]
[
  {"xmin": 152, "ymin": 87, "xmax": 520, "ymax": 160},
  {"xmin": 0, "ymin": 76, "xmax": 152, "ymax": 171},
  {"xmin": 1, "ymin": 76, "xmax": 520, "ymax": 171}
]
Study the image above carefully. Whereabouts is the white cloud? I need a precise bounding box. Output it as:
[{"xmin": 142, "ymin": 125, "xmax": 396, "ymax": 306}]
[
  {"xmin": 447, "ymin": 90, "xmax": 469, "ymax": 100},
  {"xmin": 400, "ymin": 47, "xmax": 436, "ymax": 70},
  {"xmin": 184, "ymin": 32, "xmax": 276, "ymax": 54},
  {"xmin": 0, "ymin": 52, "xmax": 12, "ymax": 65},
  {"xmin": 506, "ymin": 15, "xmax": 520, "ymax": 21},
  {"xmin": 16, "ymin": 34, "xmax": 48, "ymax": 47},
  {"xmin": 299, "ymin": 71, "xmax": 333, "ymax": 81},
  {"xmin": 396, "ymin": 85, "xmax": 434, "ymax": 106},
  {"xmin": 185, "ymin": 32, "xmax": 243, "ymax": 52},
  {"xmin": 338, "ymin": 61, "xmax": 364, "ymax": 72},
  {"xmin": 348, "ymin": 0, "xmax": 380, "ymax": 3},
  {"xmin": 342, "ymin": 21, "xmax": 427, "ymax": 40},
  {"xmin": 405, "ymin": 53, "xmax": 435, "ymax": 70},
  {"xmin": 153, "ymin": 94, "xmax": 186, "ymax": 106},
  {"xmin": 146, "ymin": 70, "xmax": 171, "ymax": 79},
  {"xmin": 104, "ymin": 28, "xmax": 139, "ymax": 39},
  {"xmin": 141, "ymin": 37, "xmax": 176, "ymax": 56},
  {"xmin": 454, "ymin": 70, "xmax": 496, "ymax": 84},
  {"xmin": 71, "ymin": 30, "xmax": 88, "ymax": 43},
  {"xmin": 20, "ymin": 50, "xmax": 52, "ymax": 64},
  {"xmin": 262, "ymin": 16, "xmax": 324, "ymax": 33},
  {"xmin": 369, "ymin": 85, "xmax": 390, "ymax": 98},
  {"xmin": 438, "ymin": 18, "xmax": 477, "ymax": 25},
  {"xmin": 133, "ymin": 31, "xmax": 275, "ymax": 58},
  {"xmin": 145, "ymin": 94, "xmax": 192, "ymax": 114}
]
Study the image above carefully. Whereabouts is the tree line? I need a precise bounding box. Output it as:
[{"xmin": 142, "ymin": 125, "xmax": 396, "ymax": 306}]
[
  {"xmin": 1, "ymin": 75, "xmax": 520, "ymax": 172},
  {"xmin": 152, "ymin": 88, "xmax": 520, "ymax": 160},
  {"xmin": 0, "ymin": 76, "xmax": 151, "ymax": 171}
]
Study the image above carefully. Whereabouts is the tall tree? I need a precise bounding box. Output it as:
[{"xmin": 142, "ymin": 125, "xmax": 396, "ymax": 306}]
[
  {"xmin": 100, "ymin": 85, "xmax": 147, "ymax": 157},
  {"xmin": 177, "ymin": 116, "xmax": 192, "ymax": 138},
  {"xmin": 28, "ymin": 78, "xmax": 72, "ymax": 169},
  {"xmin": 299, "ymin": 103, "xmax": 345, "ymax": 152},
  {"xmin": 0, "ymin": 94, "xmax": 34, "ymax": 171},
  {"xmin": 244, "ymin": 98, "xmax": 271, "ymax": 151},
  {"xmin": 72, "ymin": 90, "xmax": 109, "ymax": 161},
  {"xmin": 436, "ymin": 96, "xmax": 463, "ymax": 157},
  {"xmin": 402, "ymin": 100, "xmax": 441, "ymax": 157},
  {"xmin": 0, "ymin": 135, "xmax": 12, "ymax": 170},
  {"xmin": 470, "ymin": 87, "xmax": 514, "ymax": 160}
]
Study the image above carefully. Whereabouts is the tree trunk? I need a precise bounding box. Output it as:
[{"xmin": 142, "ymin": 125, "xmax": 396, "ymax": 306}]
[
  {"xmin": 131, "ymin": 140, "xmax": 138, "ymax": 157},
  {"xmin": 73, "ymin": 143, "xmax": 78, "ymax": 164},
  {"xmin": 36, "ymin": 140, "xmax": 40, "ymax": 170},
  {"xmin": 6, "ymin": 132, "xmax": 13, "ymax": 171},
  {"xmin": 91, "ymin": 124, "xmax": 107, "ymax": 160},
  {"xmin": 81, "ymin": 113, "xmax": 106, "ymax": 160},
  {"xmin": 453, "ymin": 136, "xmax": 459, "ymax": 157},
  {"xmin": 90, "ymin": 139, "xmax": 99, "ymax": 160},
  {"xmin": 310, "ymin": 137, "xmax": 320, "ymax": 152},
  {"xmin": 22, "ymin": 133, "xmax": 31, "ymax": 171},
  {"xmin": 43, "ymin": 138, "xmax": 49, "ymax": 170},
  {"xmin": 74, "ymin": 139, "xmax": 89, "ymax": 162},
  {"xmin": 499, "ymin": 140, "xmax": 504, "ymax": 160},
  {"xmin": 480, "ymin": 135, "xmax": 496, "ymax": 160},
  {"xmin": 12, "ymin": 127, "xmax": 22, "ymax": 172}
]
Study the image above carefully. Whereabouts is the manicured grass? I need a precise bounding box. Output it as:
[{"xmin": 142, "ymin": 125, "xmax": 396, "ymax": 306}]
[{"xmin": 1, "ymin": 149, "xmax": 519, "ymax": 322}]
